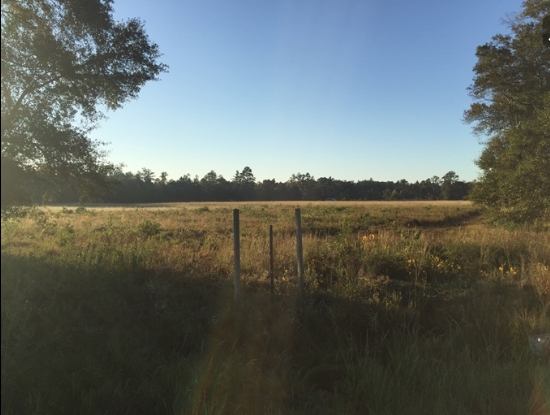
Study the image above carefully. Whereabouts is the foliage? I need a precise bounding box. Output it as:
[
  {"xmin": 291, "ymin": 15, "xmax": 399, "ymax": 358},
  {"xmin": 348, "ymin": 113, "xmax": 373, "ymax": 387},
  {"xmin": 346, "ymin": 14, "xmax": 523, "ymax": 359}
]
[
  {"xmin": 33, "ymin": 165, "xmax": 472, "ymax": 203},
  {"xmin": 1, "ymin": 0, "xmax": 168, "ymax": 211},
  {"xmin": 464, "ymin": 0, "xmax": 550, "ymax": 223},
  {"xmin": 136, "ymin": 219, "xmax": 161, "ymax": 237},
  {"xmin": 233, "ymin": 166, "xmax": 257, "ymax": 200}
]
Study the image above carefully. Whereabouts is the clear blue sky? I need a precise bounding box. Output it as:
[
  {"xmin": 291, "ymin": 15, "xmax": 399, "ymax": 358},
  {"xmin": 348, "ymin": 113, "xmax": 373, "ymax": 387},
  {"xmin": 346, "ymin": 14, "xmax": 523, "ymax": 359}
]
[{"xmin": 91, "ymin": 0, "xmax": 521, "ymax": 183}]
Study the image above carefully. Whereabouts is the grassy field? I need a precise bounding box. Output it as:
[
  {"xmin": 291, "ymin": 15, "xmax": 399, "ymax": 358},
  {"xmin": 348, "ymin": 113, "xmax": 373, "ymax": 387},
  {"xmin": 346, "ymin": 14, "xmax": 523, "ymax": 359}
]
[{"xmin": 1, "ymin": 201, "xmax": 549, "ymax": 414}]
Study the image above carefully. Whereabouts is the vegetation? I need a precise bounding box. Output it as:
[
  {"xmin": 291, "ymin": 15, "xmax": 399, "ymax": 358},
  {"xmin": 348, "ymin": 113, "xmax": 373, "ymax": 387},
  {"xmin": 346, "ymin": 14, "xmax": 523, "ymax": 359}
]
[
  {"xmin": 464, "ymin": 0, "xmax": 550, "ymax": 223},
  {"xmin": 1, "ymin": 0, "xmax": 168, "ymax": 211},
  {"xmin": 1, "ymin": 5, "xmax": 549, "ymax": 413},
  {"xmin": 2, "ymin": 201, "xmax": 549, "ymax": 414},
  {"xmin": 35, "ymin": 165, "xmax": 472, "ymax": 204}
]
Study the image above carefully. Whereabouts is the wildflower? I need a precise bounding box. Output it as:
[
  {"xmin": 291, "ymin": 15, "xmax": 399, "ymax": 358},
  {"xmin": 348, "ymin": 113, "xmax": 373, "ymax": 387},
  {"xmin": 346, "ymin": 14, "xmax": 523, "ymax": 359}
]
[
  {"xmin": 362, "ymin": 235, "xmax": 367, "ymax": 241},
  {"xmin": 369, "ymin": 234, "xmax": 375, "ymax": 239}
]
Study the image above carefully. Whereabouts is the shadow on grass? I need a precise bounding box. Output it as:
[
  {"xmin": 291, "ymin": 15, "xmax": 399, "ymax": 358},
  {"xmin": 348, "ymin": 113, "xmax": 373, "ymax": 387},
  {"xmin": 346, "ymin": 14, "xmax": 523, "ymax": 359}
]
[
  {"xmin": 2, "ymin": 252, "xmax": 547, "ymax": 415},
  {"xmin": 1, "ymin": 252, "xmax": 233, "ymax": 415},
  {"xmin": 403, "ymin": 208, "xmax": 483, "ymax": 228},
  {"xmin": 302, "ymin": 209, "xmax": 483, "ymax": 237}
]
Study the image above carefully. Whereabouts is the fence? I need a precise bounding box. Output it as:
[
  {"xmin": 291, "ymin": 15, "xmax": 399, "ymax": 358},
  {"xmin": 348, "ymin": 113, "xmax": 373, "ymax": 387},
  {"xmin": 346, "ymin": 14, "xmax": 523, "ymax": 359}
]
[{"xmin": 233, "ymin": 208, "xmax": 304, "ymax": 303}]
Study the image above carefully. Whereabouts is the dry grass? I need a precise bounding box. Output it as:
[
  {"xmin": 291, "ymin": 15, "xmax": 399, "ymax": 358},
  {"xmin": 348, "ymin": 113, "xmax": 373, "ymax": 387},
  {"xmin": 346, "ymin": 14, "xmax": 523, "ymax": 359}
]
[
  {"xmin": 43, "ymin": 200, "xmax": 473, "ymax": 210},
  {"xmin": 1, "ymin": 202, "xmax": 549, "ymax": 414}
]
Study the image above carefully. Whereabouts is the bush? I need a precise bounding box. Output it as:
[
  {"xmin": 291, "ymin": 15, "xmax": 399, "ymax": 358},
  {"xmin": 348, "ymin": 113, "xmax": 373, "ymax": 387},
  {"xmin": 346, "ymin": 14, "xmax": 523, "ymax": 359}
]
[{"xmin": 136, "ymin": 220, "xmax": 161, "ymax": 237}]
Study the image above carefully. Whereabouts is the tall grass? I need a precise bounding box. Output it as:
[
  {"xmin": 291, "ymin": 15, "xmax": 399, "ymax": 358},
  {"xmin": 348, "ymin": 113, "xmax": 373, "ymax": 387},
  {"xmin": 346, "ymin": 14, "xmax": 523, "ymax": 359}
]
[{"xmin": 1, "ymin": 202, "xmax": 549, "ymax": 414}]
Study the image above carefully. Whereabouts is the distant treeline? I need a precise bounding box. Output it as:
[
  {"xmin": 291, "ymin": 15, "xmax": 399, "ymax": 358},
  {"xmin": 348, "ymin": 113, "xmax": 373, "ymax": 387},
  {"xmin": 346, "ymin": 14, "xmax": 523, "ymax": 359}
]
[{"xmin": 36, "ymin": 166, "xmax": 471, "ymax": 204}]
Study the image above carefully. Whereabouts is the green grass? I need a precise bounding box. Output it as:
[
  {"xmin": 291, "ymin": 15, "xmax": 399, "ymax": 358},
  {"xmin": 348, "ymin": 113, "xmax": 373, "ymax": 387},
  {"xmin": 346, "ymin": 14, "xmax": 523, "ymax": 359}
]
[{"xmin": 1, "ymin": 202, "xmax": 549, "ymax": 414}]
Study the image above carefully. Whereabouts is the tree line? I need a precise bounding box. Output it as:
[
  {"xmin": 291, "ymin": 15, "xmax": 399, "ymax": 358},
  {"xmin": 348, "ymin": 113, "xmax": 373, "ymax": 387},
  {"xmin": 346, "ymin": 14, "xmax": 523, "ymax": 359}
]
[{"xmin": 37, "ymin": 166, "xmax": 471, "ymax": 204}]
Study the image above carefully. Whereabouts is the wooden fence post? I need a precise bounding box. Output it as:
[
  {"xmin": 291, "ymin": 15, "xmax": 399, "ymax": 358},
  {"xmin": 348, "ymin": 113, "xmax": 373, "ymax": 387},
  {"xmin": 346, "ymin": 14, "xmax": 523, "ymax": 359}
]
[
  {"xmin": 295, "ymin": 208, "xmax": 304, "ymax": 295},
  {"xmin": 233, "ymin": 209, "xmax": 241, "ymax": 303}
]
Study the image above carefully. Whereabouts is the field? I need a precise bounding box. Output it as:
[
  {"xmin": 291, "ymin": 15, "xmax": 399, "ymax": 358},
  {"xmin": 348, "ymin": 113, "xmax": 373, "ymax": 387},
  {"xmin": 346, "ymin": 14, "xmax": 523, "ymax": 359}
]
[{"xmin": 1, "ymin": 201, "xmax": 549, "ymax": 414}]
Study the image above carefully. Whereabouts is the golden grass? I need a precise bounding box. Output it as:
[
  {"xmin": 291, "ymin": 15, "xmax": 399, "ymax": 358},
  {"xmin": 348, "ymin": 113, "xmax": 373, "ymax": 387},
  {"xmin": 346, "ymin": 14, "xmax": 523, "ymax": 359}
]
[
  {"xmin": 2, "ymin": 202, "xmax": 549, "ymax": 414},
  {"xmin": 43, "ymin": 200, "xmax": 473, "ymax": 211}
]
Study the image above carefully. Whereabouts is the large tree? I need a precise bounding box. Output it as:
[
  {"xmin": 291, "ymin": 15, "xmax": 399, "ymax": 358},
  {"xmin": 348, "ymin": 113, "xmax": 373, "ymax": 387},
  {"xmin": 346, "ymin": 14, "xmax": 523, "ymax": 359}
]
[
  {"xmin": 464, "ymin": 0, "xmax": 550, "ymax": 223},
  {"xmin": 1, "ymin": 0, "xmax": 168, "ymax": 210}
]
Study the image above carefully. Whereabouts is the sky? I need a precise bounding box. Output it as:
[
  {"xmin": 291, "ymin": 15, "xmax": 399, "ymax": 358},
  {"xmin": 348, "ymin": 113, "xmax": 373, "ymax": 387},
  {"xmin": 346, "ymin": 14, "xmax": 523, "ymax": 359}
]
[{"xmin": 90, "ymin": 0, "xmax": 522, "ymax": 184}]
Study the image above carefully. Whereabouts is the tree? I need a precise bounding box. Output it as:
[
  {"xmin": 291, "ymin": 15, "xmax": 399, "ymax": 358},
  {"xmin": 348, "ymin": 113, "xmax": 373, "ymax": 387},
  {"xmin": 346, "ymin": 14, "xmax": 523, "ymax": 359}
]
[
  {"xmin": 258, "ymin": 179, "xmax": 279, "ymax": 201},
  {"xmin": 158, "ymin": 171, "xmax": 168, "ymax": 185},
  {"xmin": 288, "ymin": 172, "xmax": 316, "ymax": 200},
  {"xmin": 139, "ymin": 168, "xmax": 155, "ymax": 184},
  {"xmin": 233, "ymin": 166, "xmax": 256, "ymax": 185},
  {"xmin": 316, "ymin": 176, "xmax": 336, "ymax": 200},
  {"xmin": 440, "ymin": 171, "xmax": 459, "ymax": 200},
  {"xmin": 232, "ymin": 166, "xmax": 256, "ymax": 200},
  {"xmin": 464, "ymin": 1, "xmax": 550, "ymax": 223},
  {"xmin": 1, "ymin": 0, "xmax": 168, "ymax": 211},
  {"xmin": 200, "ymin": 170, "xmax": 229, "ymax": 201}
]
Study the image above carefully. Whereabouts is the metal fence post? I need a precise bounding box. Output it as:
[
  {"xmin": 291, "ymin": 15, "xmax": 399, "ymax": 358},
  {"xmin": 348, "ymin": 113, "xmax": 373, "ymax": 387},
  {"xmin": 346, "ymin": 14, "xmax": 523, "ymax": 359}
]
[
  {"xmin": 269, "ymin": 224, "xmax": 274, "ymax": 295},
  {"xmin": 233, "ymin": 209, "xmax": 241, "ymax": 303},
  {"xmin": 295, "ymin": 208, "xmax": 304, "ymax": 295}
]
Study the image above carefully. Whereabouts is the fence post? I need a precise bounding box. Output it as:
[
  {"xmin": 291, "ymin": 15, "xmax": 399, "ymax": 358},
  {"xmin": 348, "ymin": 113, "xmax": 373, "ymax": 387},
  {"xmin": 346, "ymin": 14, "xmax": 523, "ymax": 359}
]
[
  {"xmin": 295, "ymin": 208, "xmax": 304, "ymax": 295},
  {"xmin": 269, "ymin": 225, "xmax": 274, "ymax": 295},
  {"xmin": 233, "ymin": 209, "xmax": 241, "ymax": 303}
]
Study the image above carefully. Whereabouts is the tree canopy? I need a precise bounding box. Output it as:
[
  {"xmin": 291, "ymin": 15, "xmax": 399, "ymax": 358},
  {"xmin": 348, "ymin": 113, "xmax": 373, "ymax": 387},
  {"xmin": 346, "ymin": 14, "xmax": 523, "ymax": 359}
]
[
  {"xmin": 35, "ymin": 165, "xmax": 471, "ymax": 204},
  {"xmin": 1, "ymin": 0, "xmax": 168, "ymax": 211},
  {"xmin": 464, "ymin": 0, "xmax": 550, "ymax": 223}
]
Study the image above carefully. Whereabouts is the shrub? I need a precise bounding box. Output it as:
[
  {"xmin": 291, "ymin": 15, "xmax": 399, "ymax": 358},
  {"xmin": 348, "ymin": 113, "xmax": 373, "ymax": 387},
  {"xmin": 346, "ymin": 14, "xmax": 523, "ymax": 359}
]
[{"xmin": 136, "ymin": 220, "xmax": 161, "ymax": 237}]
